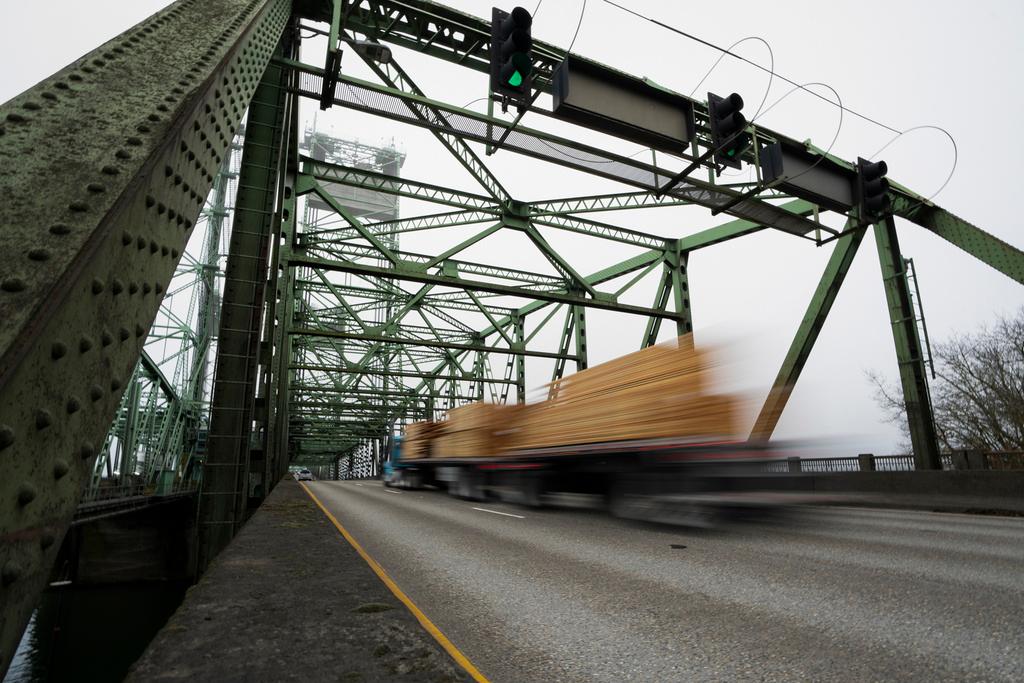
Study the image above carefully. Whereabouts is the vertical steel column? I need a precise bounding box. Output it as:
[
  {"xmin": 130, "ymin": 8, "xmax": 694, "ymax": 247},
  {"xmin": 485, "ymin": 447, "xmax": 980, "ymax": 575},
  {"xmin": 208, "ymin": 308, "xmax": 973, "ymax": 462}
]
[
  {"xmin": 669, "ymin": 249, "xmax": 694, "ymax": 339},
  {"xmin": 513, "ymin": 314, "xmax": 526, "ymax": 404},
  {"xmin": 874, "ymin": 217, "xmax": 941, "ymax": 469},
  {"xmin": 641, "ymin": 269, "xmax": 672, "ymax": 348},
  {"xmin": 261, "ymin": 78, "xmax": 300, "ymax": 489},
  {"xmin": 198, "ymin": 34, "xmax": 295, "ymax": 570},
  {"xmin": 572, "ymin": 305, "xmax": 588, "ymax": 371},
  {"xmin": 750, "ymin": 222, "xmax": 866, "ymax": 441}
]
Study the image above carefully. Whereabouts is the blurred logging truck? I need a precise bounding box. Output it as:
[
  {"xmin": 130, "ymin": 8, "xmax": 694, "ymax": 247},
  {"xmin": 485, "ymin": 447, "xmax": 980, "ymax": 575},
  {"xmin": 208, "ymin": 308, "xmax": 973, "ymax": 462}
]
[{"xmin": 385, "ymin": 336, "xmax": 796, "ymax": 526}]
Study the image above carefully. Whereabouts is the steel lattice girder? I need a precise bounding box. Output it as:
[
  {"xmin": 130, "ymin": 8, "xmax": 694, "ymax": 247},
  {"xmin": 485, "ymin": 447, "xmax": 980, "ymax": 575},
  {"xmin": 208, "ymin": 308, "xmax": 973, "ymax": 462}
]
[
  {"xmin": 292, "ymin": 0, "xmax": 1024, "ymax": 287},
  {"xmin": 0, "ymin": 0, "xmax": 293, "ymax": 669}
]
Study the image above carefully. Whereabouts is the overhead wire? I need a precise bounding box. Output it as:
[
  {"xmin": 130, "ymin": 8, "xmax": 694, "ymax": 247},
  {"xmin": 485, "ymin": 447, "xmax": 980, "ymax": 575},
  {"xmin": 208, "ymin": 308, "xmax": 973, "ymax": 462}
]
[
  {"xmin": 600, "ymin": 0, "xmax": 901, "ymax": 135},
  {"xmin": 566, "ymin": 0, "xmax": 587, "ymax": 55},
  {"xmin": 599, "ymin": 0, "xmax": 959, "ymax": 201},
  {"xmin": 690, "ymin": 36, "xmax": 774, "ymax": 121},
  {"xmin": 869, "ymin": 125, "xmax": 959, "ymax": 206}
]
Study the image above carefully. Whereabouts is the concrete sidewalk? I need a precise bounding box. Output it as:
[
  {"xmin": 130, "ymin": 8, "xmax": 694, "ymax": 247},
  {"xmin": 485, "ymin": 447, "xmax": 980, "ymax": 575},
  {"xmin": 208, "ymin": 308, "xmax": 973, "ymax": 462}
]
[{"xmin": 128, "ymin": 480, "xmax": 472, "ymax": 682}]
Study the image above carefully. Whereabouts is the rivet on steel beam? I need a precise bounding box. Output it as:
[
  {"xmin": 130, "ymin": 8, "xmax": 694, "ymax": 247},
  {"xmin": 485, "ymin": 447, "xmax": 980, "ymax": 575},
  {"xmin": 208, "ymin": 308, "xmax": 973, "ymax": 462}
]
[
  {"xmin": 0, "ymin": 426, "xmax": 13, "ymax": 450},
  {"xmin": 80, "ymin": 442, "xmax": 95, "ymax": 460},
  {"xmin": 136, "ymin": 236, "xmax": 146, "ymax": 250},
  {"xmin": 1, "ymin": 562, "xmax": 21, "ymax": 586},
  {"xmin": 53, "ymin": 458, "xmax": 71, "ymax": 480},
  {"xmin": 66, "ymin": 396, "xmax": 81, "ymax": 414},
  {"xmin": 79, "ymin": 337, "xmax": 93, "ymax": 353},
  {"xmin": 119, "ymin": 327, "xmax": 130, "ymax": 341},
  {"xmin": 23, "ymin": 101, "xmax": 41, "ymax": 111},
  {"xmin": 35, "ymin": 410, "xmax": 53, "ymax": 430},
  {"xmin": 101, "ymin": 330, "xmax": 113, "ymax": 347},
  {"xmin": 111, "ymin": 279, "xmax": 124, "ymax": 295},
  {"xmin": 1, "ymin": 278, "xmax": 26, "ymax": 293},
  {"xmin": 40, "ymin": 531, "xmax": 56, "ymax": 550},
  {"xmin": 17, "ymin": 484, "xmax": 37, "ymax": 506},
  {"xmin": 69, "ymin": 200, "xmax": 88, "ymax": 212},
  {"xmin": 155, "ymin": 282, "xmax": 164, "ymax": 295},
  {"xmin": 91, "ymin": 278, "xmax": 104, "ymax": 294},
  {"xmin": 89, "ymin": 385, "xmax": 103, "ymax": 401},
  {"xmin": 110, "ymin": 377, "xmax": 122, "ymax": 391},
  {"xmin": 6, "ymin": 112, "xmax": 27, "ymax": 123},
  {"xmin": 51, "ymin": 342, "xmax": 67, "ymax": 360},
  {"xmin": 149, "ymin": 241, "xmax": 158, "ymax": 254},
  {"xmin": 126, "ymin": 136, "xmax": 142, "ymax": 146},
  {"xmin": 129, "ymin": 282, "xmax": 139, "ymax": 295},
  {"xmin": 115, "ymin": 149, "xmax": 131, "ymax": 159},
  {"xmin": 121, "ymin": 232, "xmax": 132, "ymax": 246},
  {"xmin": 135, "ymin": 324, "xmax": 146, "ymax": 338},
  {"xmin": 86, "ymin": 182, "xmax": 106, "ymax": 194},
  {"xmin": 143, "ymin": 283, "xmax": 152, "ymax": 295},
  {"xmin": 28, "ymin": 249, "xmax": 50, "ymax": 261},
  {"xmin": 49, "ymin": 223, "xmax": 71, "ymax": 236},
  {"xmin": 101, "ymin": 165, "xmax": 120, "ymax": 176}
]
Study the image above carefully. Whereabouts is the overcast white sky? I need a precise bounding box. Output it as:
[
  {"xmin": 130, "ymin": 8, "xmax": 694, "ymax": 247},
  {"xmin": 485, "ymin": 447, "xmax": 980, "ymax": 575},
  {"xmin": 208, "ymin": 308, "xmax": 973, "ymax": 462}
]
[{"xmin": 2, "ymin": 1, "xmax": 1022, "ymax": 455}]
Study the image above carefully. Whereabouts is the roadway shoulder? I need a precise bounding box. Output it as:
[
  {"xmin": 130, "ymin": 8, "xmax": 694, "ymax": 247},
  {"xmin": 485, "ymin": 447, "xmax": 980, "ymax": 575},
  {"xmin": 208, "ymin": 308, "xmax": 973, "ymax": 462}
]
[{"xmin": 127, "ymin": 480, "xmax": 472, "ymax": 682}]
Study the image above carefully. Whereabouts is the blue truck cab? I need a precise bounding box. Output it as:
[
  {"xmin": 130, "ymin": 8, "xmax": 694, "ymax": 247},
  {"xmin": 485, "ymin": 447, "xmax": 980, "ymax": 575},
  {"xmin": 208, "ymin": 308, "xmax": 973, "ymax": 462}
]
[{"xmin": 383, "ymin": 435, "xmax": 403, "ymax": 485}]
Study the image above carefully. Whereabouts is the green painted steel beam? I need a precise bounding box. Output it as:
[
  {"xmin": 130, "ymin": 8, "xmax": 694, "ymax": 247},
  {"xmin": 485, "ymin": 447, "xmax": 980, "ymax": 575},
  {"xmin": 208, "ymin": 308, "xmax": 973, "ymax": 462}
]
[
  {"xmin": 289, "ymin": 364, "xmax": 517, "ymax": 384},
  {"xmin": 306, "ymin": 209, "xmax": 499, "ymax": 243},
  {"xmin": 341, "ymin": 33, "xmax": 511, "ymax": 203},
  {"xmin": 199, "ymin": 33, "xmax": 295, "ymax": 571},
  {"xmin": 893, "ymin": 196, "xmax": 1024, "ymax": 284},
  {"xmin": 530, "ymin": 191, "xmax": 692, "ymax": 217},
  {"xmin": 300, "ymin": 159, "xmax": 499, "ymax": 212},
  {"xmin": 531, "ymin": 215, "xmax": 668, "ymax": 250},
  {"xmin": 290, "ymin": 328, "xmax": 578, "ymax": 361},
  {"xmin": 679, "ymin": 200, "xmax": 816, "ymax": 252},
  {"xmin": 289, "ymin": 255, "xmax": 683, "ymax": 321},
  {"xmin": 749, "ymin": 220, "xmax": 866, "ymax": 441},
  {"xmin": 874, "ymin": 216, "xmax": 942, "ymax": 469},
  {"xmin": 0, "ymin": 0, "xmax": 292, "ymax": 669},
  {"xmin": 302, "ymin": 243, "xmax": 567, "ymax": 286}
]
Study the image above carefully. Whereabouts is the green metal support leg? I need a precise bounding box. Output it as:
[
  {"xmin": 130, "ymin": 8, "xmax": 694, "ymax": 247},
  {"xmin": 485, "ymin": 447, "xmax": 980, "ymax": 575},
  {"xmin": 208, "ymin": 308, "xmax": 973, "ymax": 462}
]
[
  {"xmin": 874, "ymin": 217, "xmax": 942, "ymax": 470},
  {"xmin": 750, "ymin": 221, "xmax": 866, "ymax": 441},
  {"xmin": 198, "ymin": 35, "xmax": 295, "ymax": 571}
]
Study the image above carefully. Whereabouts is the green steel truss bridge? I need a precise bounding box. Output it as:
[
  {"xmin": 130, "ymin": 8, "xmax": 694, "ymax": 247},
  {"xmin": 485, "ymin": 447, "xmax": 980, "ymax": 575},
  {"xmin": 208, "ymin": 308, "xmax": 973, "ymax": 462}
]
[{"xmin": 1, "ymin": 0, "xmax": 1021, "ymax": 669}]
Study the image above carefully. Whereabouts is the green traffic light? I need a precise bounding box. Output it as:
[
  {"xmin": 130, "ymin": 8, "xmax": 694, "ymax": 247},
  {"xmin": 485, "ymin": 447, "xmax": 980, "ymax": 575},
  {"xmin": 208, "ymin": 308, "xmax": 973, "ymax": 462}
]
[{"xmin": 507, "ymin": 70, "xmax": 523, "ymax": 87}]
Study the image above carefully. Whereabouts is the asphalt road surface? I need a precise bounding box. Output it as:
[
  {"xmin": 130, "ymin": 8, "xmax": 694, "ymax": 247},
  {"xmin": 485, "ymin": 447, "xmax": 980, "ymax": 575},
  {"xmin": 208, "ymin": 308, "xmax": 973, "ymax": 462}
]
[{"xmin": 307, "ymin": 480, "xmax": 1024, "ymax": 682}]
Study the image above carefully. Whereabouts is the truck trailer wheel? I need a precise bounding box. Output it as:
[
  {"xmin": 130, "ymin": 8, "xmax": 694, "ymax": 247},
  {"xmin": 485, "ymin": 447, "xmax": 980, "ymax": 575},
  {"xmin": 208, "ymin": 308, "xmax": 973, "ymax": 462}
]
[{"xmin": 452, "ymin": 467, "xmax": 486, "ymax": 501}]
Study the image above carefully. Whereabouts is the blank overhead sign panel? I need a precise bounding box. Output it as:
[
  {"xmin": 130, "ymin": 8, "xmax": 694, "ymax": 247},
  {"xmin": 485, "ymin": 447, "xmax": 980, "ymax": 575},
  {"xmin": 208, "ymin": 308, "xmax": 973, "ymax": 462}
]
[
  {"xmin": 760, "ymin": 140, "xmax": 856, "ymax": 213},
  {"xmin": 552, "ymin": 56, "xmax": 695, "ymax": 154}
]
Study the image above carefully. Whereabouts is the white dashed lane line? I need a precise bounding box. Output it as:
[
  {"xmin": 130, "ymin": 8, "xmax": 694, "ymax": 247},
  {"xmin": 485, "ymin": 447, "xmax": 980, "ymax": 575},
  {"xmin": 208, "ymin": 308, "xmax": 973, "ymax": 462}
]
[{"xmin": 472, "ymin": 507, "xmax": 525, "ymax": 519}]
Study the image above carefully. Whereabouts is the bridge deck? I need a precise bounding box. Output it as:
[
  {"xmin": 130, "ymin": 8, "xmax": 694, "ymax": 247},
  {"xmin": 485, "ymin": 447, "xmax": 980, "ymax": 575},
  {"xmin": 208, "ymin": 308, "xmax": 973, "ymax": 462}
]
[{"xmin": 128, "ymin": 480, "xmax": 471, "ymax": 682}]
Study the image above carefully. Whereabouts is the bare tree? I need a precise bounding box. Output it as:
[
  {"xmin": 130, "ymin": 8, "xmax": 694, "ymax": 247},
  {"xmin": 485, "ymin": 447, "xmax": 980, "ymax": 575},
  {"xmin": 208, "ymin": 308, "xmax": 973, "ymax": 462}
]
[{"xmin": 868, "ymin": 308, "xmax": 1024, "ymax": 452}]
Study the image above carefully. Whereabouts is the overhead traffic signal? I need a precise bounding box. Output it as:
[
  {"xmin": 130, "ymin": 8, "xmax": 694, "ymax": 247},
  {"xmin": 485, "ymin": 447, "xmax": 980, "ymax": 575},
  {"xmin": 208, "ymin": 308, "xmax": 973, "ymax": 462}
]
[
  {"xmin": 707, "ymin": 92, "xmax": 749, "ymax": 170},
  {"xmin": 857, "ymin": 157, "xmax": 890, "ymax": 221},
  {"xmin": 491, "ymin": 6, "xmax": 533, "ymax": 105}
]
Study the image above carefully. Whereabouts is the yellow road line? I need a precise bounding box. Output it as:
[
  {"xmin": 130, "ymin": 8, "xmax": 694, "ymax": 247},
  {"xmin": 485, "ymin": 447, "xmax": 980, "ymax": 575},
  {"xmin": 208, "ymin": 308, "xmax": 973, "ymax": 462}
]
[{"xmin": 300, "ymin": 482, "xmax": 491, "ymax": 683}]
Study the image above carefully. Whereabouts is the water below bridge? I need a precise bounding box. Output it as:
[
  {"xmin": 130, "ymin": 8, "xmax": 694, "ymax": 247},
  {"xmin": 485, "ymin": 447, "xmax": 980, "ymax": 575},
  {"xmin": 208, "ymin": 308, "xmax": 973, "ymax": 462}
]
[{"xmin": 4, "ymin": 582, "xmax": 188, "ymax": 682}]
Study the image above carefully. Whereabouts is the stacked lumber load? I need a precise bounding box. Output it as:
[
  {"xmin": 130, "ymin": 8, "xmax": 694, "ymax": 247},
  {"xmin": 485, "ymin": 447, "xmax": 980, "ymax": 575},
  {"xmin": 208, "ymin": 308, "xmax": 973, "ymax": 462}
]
[
  {"xmin": 433, "ymin": 402, "xmax": 524, "ymax": 457},
  {"xmin": 507, "ymin": 335, "xmax": 739, "ymax": 451},
  {"xmin": 402, "ymin": 421, "xmax": 441, "ymax": 460}
]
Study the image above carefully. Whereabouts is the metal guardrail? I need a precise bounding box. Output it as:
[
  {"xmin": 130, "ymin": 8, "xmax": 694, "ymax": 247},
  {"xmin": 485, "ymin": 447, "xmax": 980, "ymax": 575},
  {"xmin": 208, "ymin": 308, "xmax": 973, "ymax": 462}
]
[
  {"xmin": 78, "ymin": 480, "xmax": 199, "ymax": 506},
  {"xmin": 764, "ymin": 451, "xmax": 1023, "ymax": 473}
]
